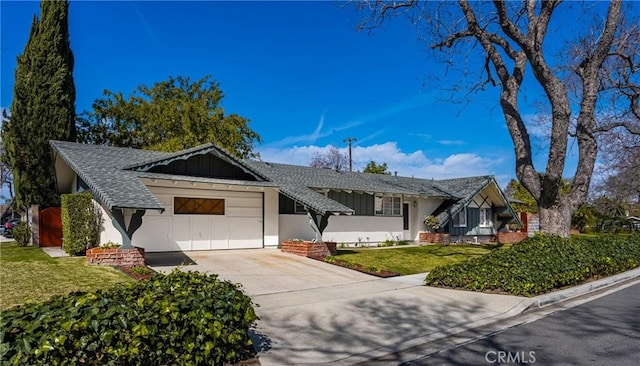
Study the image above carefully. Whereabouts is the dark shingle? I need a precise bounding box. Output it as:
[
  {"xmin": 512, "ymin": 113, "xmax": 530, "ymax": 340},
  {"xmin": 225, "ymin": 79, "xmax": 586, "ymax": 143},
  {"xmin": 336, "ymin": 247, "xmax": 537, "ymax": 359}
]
[{"xmin": 51, "ymin": 141, "xmax": 505, "ymax": 219}]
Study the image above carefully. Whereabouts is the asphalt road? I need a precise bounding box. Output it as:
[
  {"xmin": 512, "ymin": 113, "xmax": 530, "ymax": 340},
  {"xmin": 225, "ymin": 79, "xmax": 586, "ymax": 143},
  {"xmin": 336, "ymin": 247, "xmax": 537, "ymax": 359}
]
[{"xmin": 405, "ymin": 282, "xmax": 640, "ymax": 366}]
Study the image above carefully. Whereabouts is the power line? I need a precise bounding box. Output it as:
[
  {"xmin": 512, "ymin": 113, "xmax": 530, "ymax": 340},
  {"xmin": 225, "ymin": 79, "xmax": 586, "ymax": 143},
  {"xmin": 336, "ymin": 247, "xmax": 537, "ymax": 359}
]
[{"xmin": 343, "ymin": 137, "xmax": 357, "ymax": 172}]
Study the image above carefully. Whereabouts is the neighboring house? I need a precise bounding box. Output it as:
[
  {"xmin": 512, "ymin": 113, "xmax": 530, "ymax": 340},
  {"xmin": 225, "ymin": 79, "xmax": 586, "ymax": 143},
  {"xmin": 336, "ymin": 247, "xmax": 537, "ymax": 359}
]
[
  {"xmin": 627, "ymin": 216, "xmax": 640, "ymax": 230},
  {"xmin": 50, "ymin": 141, "xmax": 520, "ymax": 252}
]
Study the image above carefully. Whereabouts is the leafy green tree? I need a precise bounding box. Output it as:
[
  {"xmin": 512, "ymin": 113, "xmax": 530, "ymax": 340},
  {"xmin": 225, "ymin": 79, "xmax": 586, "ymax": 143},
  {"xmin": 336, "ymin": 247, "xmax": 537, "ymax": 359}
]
[
  {"xmin": 506, "ymin": 178, "xmax": 571, "ymax": 214},
  {"xmin": 363, "ymin": 160, "xmax": 390, "ymax": 175},
  {"xmin": 1, "ymin": 0, "xmax": 75, "ymax": 209},
  {"xmin": 571, "ymin": 204, "xmax": 597, "ymax": 232},
  {"xmin": 77, "ymin": 76, "xmax": 261, "ymax": 158}
]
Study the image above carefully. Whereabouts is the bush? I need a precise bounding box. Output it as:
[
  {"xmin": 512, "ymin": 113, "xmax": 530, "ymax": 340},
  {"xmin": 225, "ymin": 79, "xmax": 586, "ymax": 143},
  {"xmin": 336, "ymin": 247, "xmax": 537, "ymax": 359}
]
[
  {"xmin": 12, "ymin": 222, "xmax": 31, "ymax": 247},
  {"xmin": 61, "ymin": 192, "xmax": 101, "ymax": 256},
  {"xmin": 0, "ymin": 270, "xmax": 258, "ymax": 365},
  {"xmin": 425, "ymin": 234, "xmax": 640, "ymax": 297}
]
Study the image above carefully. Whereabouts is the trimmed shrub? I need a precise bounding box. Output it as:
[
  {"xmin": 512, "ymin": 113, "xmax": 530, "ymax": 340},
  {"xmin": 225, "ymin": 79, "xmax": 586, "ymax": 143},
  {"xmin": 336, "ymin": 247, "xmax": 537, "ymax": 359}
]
[
  {"xmin": 425, "ymin": 234, "xmax": 640, "ymax": 297},
  {"xmin": 0, "ymin": 270, "xmax": 258, "ymax": 365},
  {"xmin": 61, "ymin": 192, "xmax": 101, "ymax": 255},
  {"xmin": 12, "ymin": 222, "xmax": 31, "ymax": 247}
]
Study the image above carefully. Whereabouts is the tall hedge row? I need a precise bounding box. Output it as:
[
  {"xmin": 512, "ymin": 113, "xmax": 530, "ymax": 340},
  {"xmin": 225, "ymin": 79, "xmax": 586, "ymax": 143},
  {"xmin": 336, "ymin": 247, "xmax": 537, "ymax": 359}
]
[
  {"xmin": 0, "ymin": 270, "xmax": 258, "ymax": 365},
  {"xmin": 61, "ymin": 192, "xmax": 100, "ymax": 255},
  {"xmin": 425, "ymin": 234, "xmax": 640, "ymax": 297}
]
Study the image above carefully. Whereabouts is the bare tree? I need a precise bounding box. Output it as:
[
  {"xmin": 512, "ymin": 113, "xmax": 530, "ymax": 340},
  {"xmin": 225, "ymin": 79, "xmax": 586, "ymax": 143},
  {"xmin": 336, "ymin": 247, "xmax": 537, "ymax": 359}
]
[
  {"xmin": 310, "ymin": 147, "xmax": 349, "ymax": 171},
  {"xmin": 355, "ymin": 0, "xmax": 639, "ymax": 236}
]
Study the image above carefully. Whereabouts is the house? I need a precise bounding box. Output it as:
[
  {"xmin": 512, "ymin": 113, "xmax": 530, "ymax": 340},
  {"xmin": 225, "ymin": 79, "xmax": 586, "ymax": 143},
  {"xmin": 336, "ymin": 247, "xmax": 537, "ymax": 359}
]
[{"xmin": 50, "ymin": 140, "xmax": 520, "ymax": 252}]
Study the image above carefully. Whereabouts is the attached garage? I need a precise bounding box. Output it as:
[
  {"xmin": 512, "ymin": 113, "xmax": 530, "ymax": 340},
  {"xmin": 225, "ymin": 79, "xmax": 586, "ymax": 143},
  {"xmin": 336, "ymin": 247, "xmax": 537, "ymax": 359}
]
[{"xmin": 134, "ymin": 186, "xmax": 264, "ymax": 252}]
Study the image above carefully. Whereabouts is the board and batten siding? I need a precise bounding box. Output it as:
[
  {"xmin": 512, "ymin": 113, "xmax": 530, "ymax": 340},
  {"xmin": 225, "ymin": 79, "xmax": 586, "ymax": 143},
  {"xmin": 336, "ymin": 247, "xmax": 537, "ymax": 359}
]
[
  {"xmin": 148, "ymin": 153, "xmax": 257, "ymax": 181},
  {"xmin": 279, "ymin": 190, "xmax": 374, "ymax": 215}
]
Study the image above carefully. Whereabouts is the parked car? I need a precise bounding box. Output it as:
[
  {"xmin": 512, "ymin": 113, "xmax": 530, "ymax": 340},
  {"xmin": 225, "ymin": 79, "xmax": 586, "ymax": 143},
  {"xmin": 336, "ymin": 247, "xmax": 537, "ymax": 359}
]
[{"xmin": 3, "ymin": 219, "xmax": 20, "ymax": 238}]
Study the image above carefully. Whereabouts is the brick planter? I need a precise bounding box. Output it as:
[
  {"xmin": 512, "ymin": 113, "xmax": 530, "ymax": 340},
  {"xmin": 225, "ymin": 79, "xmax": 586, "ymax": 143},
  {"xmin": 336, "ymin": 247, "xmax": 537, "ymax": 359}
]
[
  {"xmin": 280, "ymin": 241, "xmax": 337, "ymax": 259},
  {"xmin": 496, "ymin": 231, "xmax": 528, "ymax": 244},
  {"xmin": 418, "ymin": 232, "xmax": 450, "ymax": 244},
  {"xmin": 86, "ymin": 247, "xmax": 145, "ymax": 266}
]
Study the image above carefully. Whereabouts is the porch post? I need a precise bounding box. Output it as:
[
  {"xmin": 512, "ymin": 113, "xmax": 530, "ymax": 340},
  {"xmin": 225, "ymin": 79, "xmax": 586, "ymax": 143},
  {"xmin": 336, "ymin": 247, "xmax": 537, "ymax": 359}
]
[
  {"xmin": 111, "ymin": 208, "xmax": 146, "ymax": 249},
  {"xmin": 307, "ymin": 210, "xmax": 331, "ymax": 242}
]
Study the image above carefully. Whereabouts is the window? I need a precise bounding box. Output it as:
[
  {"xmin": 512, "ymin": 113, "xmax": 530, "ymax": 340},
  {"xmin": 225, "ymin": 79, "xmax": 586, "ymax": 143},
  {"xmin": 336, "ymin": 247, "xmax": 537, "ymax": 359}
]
[
  {"xmin": 480, "ymin": 208, "xmax": 492, "ymax": 227},
  {"xmin": 453, "ymin": 208, "xmax": 467, "ymax": 227},
  {"xmin": 174, "ymin": 197, "xmax": 224, "ymax": 215},
  {"xmin": 375, "ymin": 196, "xmax": 401, "ymax": 216},
  {"xmin": 295, "ymin": 201, "xmax": 307, "ymax": 214}
]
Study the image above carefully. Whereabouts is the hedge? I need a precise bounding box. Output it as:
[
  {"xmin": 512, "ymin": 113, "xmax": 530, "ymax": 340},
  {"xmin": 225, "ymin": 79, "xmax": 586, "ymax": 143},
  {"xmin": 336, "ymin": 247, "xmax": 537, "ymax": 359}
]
[
  {"xmin": 61, "ymin": 192, "xmax": 101, "ymax": 255},
  {"xmin": 425, "ymin": 234, "xmax": 640, "ymax": 297},
  {"xmin": 0, "ymin": 270, "xmax": 258, "ymax": 365},
  {"xmin": 12, "ymin": 222, "xmax": 31, "ymax": 247}
]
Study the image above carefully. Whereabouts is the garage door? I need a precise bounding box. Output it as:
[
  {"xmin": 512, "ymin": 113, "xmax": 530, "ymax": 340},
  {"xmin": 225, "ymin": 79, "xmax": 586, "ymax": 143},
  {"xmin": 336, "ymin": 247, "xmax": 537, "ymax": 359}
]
[{"xmin": 134, "ymin": 187, "xmax": 263, "ymax": 252}]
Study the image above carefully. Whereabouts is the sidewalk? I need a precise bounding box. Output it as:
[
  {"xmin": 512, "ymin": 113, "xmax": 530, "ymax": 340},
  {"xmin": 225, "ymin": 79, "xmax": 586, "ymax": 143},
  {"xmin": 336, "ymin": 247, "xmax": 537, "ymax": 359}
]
[{"xmin": 252, "ymin": 267, "xmax": 640, "ymax": 365}]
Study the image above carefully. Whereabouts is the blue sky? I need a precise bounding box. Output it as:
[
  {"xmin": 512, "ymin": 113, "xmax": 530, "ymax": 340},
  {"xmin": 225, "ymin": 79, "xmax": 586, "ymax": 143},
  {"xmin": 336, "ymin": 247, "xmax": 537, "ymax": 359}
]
[{"xmin": 1, "ymin": 0, "xmax": 573, "ymax": 195}]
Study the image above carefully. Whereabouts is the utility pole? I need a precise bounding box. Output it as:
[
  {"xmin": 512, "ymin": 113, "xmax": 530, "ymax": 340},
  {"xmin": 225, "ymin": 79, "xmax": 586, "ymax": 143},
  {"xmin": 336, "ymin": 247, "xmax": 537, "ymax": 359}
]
[{"xmin": 343, "ymin": 137, "xmax": 357, "ymax": 172}]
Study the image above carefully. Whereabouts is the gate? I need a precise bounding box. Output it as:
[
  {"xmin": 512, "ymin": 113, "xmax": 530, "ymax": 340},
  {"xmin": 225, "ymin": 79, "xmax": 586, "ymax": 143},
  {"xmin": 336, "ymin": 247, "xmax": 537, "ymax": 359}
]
[{"xmin": 39, "ymin": 207, "xmax": 62, "ymax": 247}]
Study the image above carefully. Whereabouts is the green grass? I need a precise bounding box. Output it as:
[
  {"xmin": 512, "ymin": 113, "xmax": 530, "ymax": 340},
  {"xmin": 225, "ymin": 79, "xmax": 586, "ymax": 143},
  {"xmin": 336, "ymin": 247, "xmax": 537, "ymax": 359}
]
[
  {"xmin": 0, "ymin": 242, "xmax": 133, "ymax": 310},
  {"xmin": 329, "ymin": 244, "xmax": 500, "ymax": 275}
]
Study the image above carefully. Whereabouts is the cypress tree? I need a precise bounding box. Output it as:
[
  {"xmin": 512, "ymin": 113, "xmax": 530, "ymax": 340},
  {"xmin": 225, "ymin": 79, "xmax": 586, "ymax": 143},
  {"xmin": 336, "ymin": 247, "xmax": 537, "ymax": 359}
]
[{"xmin": 1, "ymin": 0, "xmax": 75, "ymax": 209}]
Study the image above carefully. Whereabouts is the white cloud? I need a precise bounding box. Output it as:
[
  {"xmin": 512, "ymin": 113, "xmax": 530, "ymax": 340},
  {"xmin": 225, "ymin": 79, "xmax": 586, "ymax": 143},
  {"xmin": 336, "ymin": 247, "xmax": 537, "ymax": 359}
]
[
  {"xmin": 437, "ymin": 139, "xmax": 465, "ymax": 146},
  {"xmin": 256, "ymin": 141, "xmax": 505, "ymax": 180}
]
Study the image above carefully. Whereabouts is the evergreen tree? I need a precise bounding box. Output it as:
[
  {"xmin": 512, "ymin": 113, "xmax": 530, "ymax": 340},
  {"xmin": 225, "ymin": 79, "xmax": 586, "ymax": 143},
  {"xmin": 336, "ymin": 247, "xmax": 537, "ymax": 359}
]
[{"xmin": 1, "ymin": 0, "xmax": 75, "ymax": 209}]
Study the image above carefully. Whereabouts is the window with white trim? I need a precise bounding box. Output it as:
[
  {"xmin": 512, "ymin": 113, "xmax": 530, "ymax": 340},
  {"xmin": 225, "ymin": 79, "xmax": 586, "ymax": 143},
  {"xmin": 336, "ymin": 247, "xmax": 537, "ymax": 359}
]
[
  {"xmin": 480, "ymin": 208, "xmax": 492, "ymax": 227},
  {"xmin": 453, "ymin": 208, "xmax": 467, "ymax": 227},
  {"xmin": 375, "ymin": 196, "xmax": 401, "ymax": 216}
]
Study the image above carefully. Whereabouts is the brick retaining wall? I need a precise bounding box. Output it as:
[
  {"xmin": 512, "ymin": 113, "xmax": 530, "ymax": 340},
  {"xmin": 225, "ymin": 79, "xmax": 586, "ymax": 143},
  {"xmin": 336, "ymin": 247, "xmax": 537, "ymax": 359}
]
[
  {"xmin": 418, "ymin": 232, "xmax": 450, "ymax": 244},
  {"xmin": 86, "ymin": 247, "xmax": 145, "ymax": 266},
  {"xmin": 280, "ymin": 241, "xmax": 337, "ymax": 258},
  {"xmin": 496, "ymin": 231, "xmax": 528, "ymax": 244}
]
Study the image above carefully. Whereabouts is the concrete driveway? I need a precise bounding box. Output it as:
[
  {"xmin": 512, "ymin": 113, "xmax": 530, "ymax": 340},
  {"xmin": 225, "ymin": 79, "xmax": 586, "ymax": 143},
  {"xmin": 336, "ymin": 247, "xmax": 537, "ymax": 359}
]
[
  {"xmin": 146, "ymin": 248, "xmax": 375, "ymax": 296},
  {"xmin": 147, "ymin": 249, "xmax": 528, "ymax": 365}
]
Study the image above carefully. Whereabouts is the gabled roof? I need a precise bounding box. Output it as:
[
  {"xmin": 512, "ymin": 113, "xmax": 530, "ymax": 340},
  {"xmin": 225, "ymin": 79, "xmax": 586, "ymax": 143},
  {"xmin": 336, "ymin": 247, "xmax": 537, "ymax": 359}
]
[
  {"xmin": 431, "ymin": 176, "xmax": 520, "ymax": 227},
  {"xmin": 51, "ymin": 141, "xmax": 168, "ymax": 211},
  {"xmin": 50, "ymin": 141, "xmax": 516, "ymax": 220},
  {"xmin": 123, "ymin": 143, "xmax": 268, "ymax": 181}
]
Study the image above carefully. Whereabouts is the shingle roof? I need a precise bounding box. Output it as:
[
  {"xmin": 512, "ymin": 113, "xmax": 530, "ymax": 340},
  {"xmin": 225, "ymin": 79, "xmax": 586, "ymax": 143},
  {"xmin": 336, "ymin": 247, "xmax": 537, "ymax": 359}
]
[
  {"xmin": 244, "ymin": 161, "xmax": 455, "ymax": 197},
  {"xmin": 50, "ymin": 141, "xmax": 168, "ymax": 211},
  {"xmin": 50, "ymin": 141, "xmax": 510, "ymax": 220}
]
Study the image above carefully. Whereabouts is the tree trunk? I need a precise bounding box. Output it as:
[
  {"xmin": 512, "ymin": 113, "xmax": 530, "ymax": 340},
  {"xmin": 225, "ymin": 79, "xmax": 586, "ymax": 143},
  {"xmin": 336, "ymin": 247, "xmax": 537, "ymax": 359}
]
[{"xmin": 538, "ymin": 204, "xmax": 572, "ymax": 237}]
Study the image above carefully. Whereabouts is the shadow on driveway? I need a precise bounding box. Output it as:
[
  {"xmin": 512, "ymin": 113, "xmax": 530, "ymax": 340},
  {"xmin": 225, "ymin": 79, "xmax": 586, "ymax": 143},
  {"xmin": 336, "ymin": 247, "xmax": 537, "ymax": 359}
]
[{"xmin": 145, "ymin": 252, "xmax": 197, "ymax": 266}]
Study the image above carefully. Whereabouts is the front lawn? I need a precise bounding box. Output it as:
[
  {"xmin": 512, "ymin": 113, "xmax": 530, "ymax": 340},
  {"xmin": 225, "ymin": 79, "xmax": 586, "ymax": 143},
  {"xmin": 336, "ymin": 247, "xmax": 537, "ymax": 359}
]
[
  {"xmin": 328, "ymin": 244, "xmax": 499, "ymax": 275},
  {"xmin": 0, "ymin": 242, "xmax": 132, "ymax": 310}
]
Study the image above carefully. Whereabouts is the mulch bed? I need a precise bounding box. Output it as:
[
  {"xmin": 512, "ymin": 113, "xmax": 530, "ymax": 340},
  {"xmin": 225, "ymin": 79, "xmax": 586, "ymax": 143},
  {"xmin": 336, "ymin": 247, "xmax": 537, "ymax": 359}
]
[
  {"xmin": 315, "ymin": 257, "xmax": 400, "ymax": 278},
  {"xmin": 115, "ymin": 265, "xmax": 155, "ymax": 281}
]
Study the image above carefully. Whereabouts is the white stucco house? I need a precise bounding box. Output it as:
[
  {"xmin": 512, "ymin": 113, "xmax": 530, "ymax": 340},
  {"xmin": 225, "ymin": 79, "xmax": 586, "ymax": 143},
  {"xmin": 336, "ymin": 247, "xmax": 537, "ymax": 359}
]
[{"xmin": 51, "ymin": 140, "xmax": 519, "ymax": 252}]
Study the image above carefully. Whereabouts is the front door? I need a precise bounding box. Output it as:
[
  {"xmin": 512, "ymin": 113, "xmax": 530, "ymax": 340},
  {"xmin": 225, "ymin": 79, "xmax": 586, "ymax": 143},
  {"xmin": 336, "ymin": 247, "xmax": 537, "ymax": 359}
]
[{"xmin": 403, "ymin": 203, "xmax": 410, "ymax": 240}]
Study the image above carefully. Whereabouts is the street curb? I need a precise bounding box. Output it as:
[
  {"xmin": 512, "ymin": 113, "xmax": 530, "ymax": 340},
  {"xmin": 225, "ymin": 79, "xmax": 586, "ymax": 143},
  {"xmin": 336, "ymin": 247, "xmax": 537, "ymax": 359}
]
[
  {"xmin": 526, "ymin": 266, "xmax": 640, "ymax": 310},
  {"xmin": 336, "ymin": 266, "xmax": 640, "ymax": 365}
]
